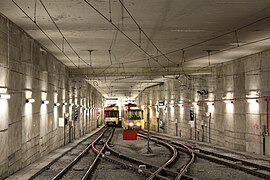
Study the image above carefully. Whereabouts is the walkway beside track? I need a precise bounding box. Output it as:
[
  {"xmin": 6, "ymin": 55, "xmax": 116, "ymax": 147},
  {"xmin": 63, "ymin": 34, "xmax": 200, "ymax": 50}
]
[{"xmin": 6, "ymin": 127, "xmax": 104, "ymax": 180}]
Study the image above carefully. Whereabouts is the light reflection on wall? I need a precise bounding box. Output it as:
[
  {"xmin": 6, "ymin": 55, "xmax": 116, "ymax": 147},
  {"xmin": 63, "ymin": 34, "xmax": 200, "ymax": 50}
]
[
  {"xmin": 40, "ymin": 92, "xmax": 48, "ymax": 137},
  {"xmin": 25, "ymin": 76, "xmax": 32, "ymax": 90},
  {"xmin": 207, "ymin": 102, "xmax": 215, "ymax": 113},
  {"xmin": 69, "ymin": 98, "xmax": 73, "ymax": 120},
  {"xmin": 225, "ymin": 92, "xmax": 234, "ymax": 113},
  {"xmin": 226, "ymin": 102, "xmax": 234, "ymax": 113},
  {"xmin": 170, "ymin": 105, "xmax": 175, "ymax": 113},
  {"xmin": 179, "ymin": 104, "xmax": 184, "ymax": 113},
  {"xmin": 24, "ymin": 103, "xmax": 32, "ymax": 141},
  {"xmin": 248, "ymin": 100, "xmax": 259, "ymax": 113},
  {"xmin": 193, "ymin": 103, "xmax": 199, "ymax": 112},
  {"xmin": 179, "ymin": 104, "xmax": 184, "ymax": 122},
  {"xmin": 53, "ymin": 93, "xmax": 58, "ymax": 130},
  {"xmin": 0, "ymin": 99, "xmax": 9, "ymax": 130}
]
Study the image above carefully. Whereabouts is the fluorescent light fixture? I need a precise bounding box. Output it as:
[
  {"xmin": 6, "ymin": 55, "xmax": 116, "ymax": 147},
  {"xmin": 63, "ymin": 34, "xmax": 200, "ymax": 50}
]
[
  {"xmin": 207, "ymin": 102, "xmax": 214, "ymax": 106},
  {"xmin": 54, "ymin": 103, "xmax": 60, "ymax": 106},
  {"xmin": 69, "ymin": 103, "xmax": 74, "ymax": 106},
  {"xmin": 0, "ymin": 93, "xmax": 11, "ymax": 99},
  {"xmin": 63, "ymin": 102, "xmax": 68, "ymax": 105},
  {"xmin": 26, "ymin": 98, "xmax": 35, "ymax": 103},
  {"xmin": 42, "ymin": 100, "xmax": 49, "ymax": 104},
  {"xmin": 192, "ymin": 102, "xmax": 197, "ymax": 106}
]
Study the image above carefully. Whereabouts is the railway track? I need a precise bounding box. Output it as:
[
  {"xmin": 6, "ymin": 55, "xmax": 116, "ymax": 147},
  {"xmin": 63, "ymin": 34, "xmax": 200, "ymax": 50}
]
[
  {"xmin": 31, "ymin": 127, "xmax": 110, "ymax": 180},
  {"xmin": 140, "ymin": 130, "xmax": 270, "ymax": 179},
  {"xmin": 81, "ymin": 127, "xmax": 115, "ymax": 179},
  {"xmin": 31, "ymin": 127, "xmax": 269, "ymax": 179},
  {"xmin": 31, "ymin": 127, "xmax": 107, "ymax": 180},
  {"xmin": 97, "ymin": 129, "xmax": 196, "ymax": 180},
  {"xmin": 138, "ymin": 133, "xmax": 195, "ymax": 180}
]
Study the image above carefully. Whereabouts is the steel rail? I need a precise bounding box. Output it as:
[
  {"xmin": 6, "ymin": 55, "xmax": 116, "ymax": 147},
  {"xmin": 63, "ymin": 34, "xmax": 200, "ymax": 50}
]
[
  {"xmin": 105, "ymin": 142, "xmax": 195, "ymax": 180},
  {"xmin": 137, "ymin": 133, "xmax": 179, "ymax": 180},
  {"xmin": 139, "ymin": 131, "xmax": 195, "ymax": 180},
  {"xmin": 175, "ymin": 143, "xmax": 195, "ymax": 180},
  {"xmin": 50, "ymin": 127, "xmax": 108, "ymax": 180},
  {"xmin": 141, "ymin": 130, "xmax": 270, "ymax": 179},
  {"xmin": 81, "ymin": 128, "xmax": 115, "ymax": 180}
]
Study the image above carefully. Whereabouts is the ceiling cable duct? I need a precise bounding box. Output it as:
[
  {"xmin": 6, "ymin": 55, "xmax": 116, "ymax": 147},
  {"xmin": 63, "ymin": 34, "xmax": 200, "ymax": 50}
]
[
  {"xmin": 83, "ymin": 0, "xmax": 168, "ymax": 71},
  {"xmin": 11, "ymin": 0, "xmax": 78, "ymax": 67}
]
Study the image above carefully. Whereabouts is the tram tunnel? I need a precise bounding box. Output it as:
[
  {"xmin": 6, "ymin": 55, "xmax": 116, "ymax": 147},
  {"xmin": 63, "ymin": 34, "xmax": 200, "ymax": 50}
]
[{"xmin": 0, "ymin": 0, "xmax": 270, "ymax": 179}]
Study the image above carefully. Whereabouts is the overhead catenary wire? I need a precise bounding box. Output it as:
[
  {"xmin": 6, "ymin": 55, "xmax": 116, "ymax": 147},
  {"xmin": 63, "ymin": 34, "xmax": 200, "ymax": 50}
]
[
  {"xmin": 39, "ymin": 0, "xmax": 110, "ymax": 88},
  {"xmin": 83, "ymin": 0, "xmax": 168, "ymax": 71},
  {"xmin": 13, "ymin": 0, "xmax": 111, "ymax": 90},
  {"xmin": 118, "ymin": 0, "xmax": 178, "ymax": 67},
  {"xmin": 39, "ymin": 0, "xmax": 88, "ymax": 66},
  {"xmin": 105, "ymin": 22, "xmax": 270, "ymax": 77},
  {"xmin": 14, "ymin": 0, "xmax": 270, "ymax": 85},
  {"xmin": 11, "ymin": 0, "xmax": 78, "ymax": 67},
  {"xmin": 137, "ymin": 12, "xmax": 270, "ymax": 63}
]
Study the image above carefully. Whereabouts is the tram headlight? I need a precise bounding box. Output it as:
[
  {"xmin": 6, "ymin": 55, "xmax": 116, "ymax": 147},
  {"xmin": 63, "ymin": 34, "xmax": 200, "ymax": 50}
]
[
  {"xmin": 129, "ymin": 122, "xmax": 134, "ymax": 127},
  {"xmin": 136, "ymin": 122, "xmax": 141, "ymax": 126}
]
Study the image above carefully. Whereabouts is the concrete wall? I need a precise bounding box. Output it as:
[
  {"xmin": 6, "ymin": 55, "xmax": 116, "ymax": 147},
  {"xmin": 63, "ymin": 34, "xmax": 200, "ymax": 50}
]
[
  {"xmin": 137, "ymin": 50, "xmax": 270, "ymax": 156},
  {"xmin": 0, "ymin": 14, "xmax": 103, "ymax": 179}
]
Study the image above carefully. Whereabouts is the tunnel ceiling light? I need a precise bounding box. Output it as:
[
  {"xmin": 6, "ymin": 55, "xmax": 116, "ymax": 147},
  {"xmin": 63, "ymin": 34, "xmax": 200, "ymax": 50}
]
[
  {"xmin": 0, "ymin": 93, "xmax": 11, "ymax": 99},
  {"xmin": 26, "ymin": 98, "xmax": 35, "ymax": 103},
  {"xmin": 54, "ymin": 103, "xmax": 60, "ymax": 106},
  {"xmin": 42, "ymin": 100, "xmax": 49, "ymax": 104}
]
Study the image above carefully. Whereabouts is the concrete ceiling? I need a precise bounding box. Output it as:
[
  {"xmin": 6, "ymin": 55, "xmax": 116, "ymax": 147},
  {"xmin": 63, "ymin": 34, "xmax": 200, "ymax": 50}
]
[{"xmin": 1, "ymin": 0, "xmax": 270, "ymax": 98}]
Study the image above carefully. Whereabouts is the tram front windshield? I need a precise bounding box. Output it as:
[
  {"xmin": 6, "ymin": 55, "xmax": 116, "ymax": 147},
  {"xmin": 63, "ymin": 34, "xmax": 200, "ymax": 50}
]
[
  {"xmin": 105, "ymin": 111, "xmax": 118, "ymax": 117},
  {"xmin": 127, "ymin": 110, "xmax": 143, "ymax": 120}
]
